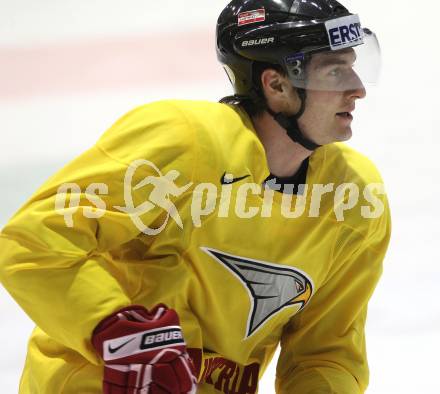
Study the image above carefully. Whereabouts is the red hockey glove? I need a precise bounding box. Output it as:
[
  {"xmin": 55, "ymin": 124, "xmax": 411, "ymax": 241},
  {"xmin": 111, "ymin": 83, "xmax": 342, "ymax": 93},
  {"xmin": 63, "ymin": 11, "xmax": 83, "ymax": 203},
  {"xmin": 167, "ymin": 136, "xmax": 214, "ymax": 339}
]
[{"xmin": 92, "ymin": 304, "xmax": 197, "ymax": 394}]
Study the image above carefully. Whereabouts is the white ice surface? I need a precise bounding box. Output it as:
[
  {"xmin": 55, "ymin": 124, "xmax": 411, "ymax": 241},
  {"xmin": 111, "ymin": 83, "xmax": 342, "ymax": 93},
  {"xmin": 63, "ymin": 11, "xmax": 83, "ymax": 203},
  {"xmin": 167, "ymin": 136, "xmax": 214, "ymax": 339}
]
[{"xmin": 1, "ymin": 1, "xmax": 440, "ymax": 393}]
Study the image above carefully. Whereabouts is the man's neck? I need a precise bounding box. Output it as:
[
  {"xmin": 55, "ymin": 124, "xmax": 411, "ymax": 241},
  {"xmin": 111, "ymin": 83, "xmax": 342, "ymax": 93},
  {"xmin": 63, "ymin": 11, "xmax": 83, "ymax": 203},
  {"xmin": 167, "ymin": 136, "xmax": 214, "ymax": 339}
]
[{"xmin": 251, "ymin": 111, "xmax": 313, "ymax": 178}]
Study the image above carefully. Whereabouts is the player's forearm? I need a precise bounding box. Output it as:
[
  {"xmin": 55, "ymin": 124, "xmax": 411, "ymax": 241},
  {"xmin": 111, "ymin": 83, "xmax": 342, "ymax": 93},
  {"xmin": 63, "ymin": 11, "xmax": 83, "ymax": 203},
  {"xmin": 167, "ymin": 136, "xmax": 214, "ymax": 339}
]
[{"xmin": 0, "ymin": 234, "xmax": 131, "ymax": 364}]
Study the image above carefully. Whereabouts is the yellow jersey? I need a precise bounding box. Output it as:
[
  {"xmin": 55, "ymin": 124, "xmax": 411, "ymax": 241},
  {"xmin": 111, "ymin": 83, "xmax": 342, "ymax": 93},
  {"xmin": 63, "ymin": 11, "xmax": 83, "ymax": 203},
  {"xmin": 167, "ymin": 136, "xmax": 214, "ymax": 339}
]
[{"xmin": 0, "ymin": 100, "xmax": 391, "ymax": 393}]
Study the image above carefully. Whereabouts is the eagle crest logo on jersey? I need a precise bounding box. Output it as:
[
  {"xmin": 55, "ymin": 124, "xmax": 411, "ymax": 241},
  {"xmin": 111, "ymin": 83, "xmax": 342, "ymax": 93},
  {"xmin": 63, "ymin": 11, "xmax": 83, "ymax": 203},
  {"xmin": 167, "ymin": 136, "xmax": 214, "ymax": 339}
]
[{"xmin": 201, "ymin": 247, "xmax": 314, "ymax": 338}]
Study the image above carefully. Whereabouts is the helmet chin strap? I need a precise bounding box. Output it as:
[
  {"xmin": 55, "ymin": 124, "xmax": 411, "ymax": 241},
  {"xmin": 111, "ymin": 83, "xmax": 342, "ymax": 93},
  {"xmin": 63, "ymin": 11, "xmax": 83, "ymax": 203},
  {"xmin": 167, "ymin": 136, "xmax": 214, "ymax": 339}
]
[
  {"xmin": 221, "ymin": 88, "xmax": 321, "ymax": 151},
  {"xmin": 265, "ymin": 89, "xmax": 321, "ymax": 151}
]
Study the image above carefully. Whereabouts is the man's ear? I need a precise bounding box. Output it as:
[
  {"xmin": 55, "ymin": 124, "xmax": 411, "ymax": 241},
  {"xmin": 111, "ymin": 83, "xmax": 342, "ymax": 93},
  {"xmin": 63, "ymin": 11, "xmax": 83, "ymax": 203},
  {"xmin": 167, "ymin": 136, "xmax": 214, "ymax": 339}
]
[
  {"xmin": 261, "ymin": 69, "xmax": 285, "ymax": 95},
  {"xmin": 261, "ymin": 69, "xmax": 300, "ymax": 114}
]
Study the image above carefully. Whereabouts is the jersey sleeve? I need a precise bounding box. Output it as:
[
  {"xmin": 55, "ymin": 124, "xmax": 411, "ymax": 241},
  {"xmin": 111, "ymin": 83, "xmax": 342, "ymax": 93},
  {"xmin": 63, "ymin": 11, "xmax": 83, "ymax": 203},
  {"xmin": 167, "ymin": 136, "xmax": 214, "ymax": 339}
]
[
  {"xmin": 275, "ymin": 197, "xmax": 391, "ymax": 393},
  {"xmin": 0, "ymin": 101, "xmax": 195, "ymax": 365}
]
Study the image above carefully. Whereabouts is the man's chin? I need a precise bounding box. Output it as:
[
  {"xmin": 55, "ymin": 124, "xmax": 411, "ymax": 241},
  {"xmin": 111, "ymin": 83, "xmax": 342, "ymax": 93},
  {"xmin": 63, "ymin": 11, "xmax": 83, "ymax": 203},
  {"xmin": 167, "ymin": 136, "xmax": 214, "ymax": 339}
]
[{"xmin": 334, "ymin": 127, "xmax": 352, "ymax": 142}]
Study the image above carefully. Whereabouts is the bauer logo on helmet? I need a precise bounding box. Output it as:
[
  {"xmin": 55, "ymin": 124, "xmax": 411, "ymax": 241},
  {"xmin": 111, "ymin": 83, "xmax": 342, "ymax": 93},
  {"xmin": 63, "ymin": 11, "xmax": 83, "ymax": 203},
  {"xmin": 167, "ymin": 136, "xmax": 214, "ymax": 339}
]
[{"xmin": 240, "ymin": 37, "xmax": 275, "ymax": 47}]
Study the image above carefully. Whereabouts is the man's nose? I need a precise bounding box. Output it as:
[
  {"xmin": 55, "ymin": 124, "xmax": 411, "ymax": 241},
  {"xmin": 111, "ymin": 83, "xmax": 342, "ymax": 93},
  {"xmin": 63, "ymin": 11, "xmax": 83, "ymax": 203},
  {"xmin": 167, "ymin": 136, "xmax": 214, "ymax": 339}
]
[{"xmin": 347, "ymin": 70, "xmax": 366, "ymax": 99}]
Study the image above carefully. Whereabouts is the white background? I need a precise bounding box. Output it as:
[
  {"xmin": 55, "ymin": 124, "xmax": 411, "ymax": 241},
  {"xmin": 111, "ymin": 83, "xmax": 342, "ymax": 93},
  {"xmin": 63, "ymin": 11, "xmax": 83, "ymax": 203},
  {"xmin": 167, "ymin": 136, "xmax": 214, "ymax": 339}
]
[{"xmin": 1, "ymin": 1, "xmax": 439, "ymax": 392}]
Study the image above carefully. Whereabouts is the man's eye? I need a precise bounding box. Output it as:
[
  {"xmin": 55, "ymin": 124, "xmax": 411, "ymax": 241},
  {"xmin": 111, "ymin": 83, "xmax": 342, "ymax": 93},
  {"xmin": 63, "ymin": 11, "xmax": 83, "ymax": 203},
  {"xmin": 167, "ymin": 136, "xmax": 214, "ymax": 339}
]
[{"xmin": 328, "ymin": 68, "xmax": 342, "ymax": 77}]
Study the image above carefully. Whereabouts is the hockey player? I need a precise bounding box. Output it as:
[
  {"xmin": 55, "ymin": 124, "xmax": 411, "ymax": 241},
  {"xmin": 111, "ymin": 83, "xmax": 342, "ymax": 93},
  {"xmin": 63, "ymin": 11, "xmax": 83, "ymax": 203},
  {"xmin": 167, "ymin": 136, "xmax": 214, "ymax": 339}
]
[{"xmin": 0, "ymin": 0, "xmax": 390, "ymax": 393}]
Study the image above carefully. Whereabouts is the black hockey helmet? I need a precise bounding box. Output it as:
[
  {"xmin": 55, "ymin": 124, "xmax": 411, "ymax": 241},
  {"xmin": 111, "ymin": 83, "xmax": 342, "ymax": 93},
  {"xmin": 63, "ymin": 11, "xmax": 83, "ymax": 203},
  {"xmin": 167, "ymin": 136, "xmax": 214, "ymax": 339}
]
[{"xmin": 216, "ymin": 0, "xmax": 380, "ymax": 98}]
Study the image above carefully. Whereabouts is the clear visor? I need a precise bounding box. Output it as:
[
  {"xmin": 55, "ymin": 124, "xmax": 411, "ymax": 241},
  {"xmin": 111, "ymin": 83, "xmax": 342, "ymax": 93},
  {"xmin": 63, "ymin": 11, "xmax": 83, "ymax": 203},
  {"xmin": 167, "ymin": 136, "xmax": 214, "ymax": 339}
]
[{"xmin": 284, "ymin": 29, "xmax": 381, "ymax": 92}]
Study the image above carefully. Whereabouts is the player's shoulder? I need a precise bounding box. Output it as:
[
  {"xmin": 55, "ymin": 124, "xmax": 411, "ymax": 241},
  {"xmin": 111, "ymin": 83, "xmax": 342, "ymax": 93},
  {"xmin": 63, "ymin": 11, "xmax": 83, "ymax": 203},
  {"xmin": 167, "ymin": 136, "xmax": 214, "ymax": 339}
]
[
  {"xmin": 317, "ymin": 142, "xmax": 384, "ymax": 186},
  {"xmin": 96, "ymin": 100, "xmax": 222, "ymax": 159},
  {"xmin": 123, "ymin": 99, "xmax": 242, "ymax": 123},
  {"xmin": 99, "ymin": 99, "xmax": 245, "ymax": 143},
  {"xmin": 95, "ymin": 99, "xmax": 253, "ymax": 176},
  {"xmin": 100, "ymin": 99, "xmax": 206, "ymax": 137},
  {"xmin": 316, "ymin": 142, "xmax": 390, "ymax": 245},
  {"xmin": 163, "ymin": 99, "xmax": 251, "ymax": 138}
]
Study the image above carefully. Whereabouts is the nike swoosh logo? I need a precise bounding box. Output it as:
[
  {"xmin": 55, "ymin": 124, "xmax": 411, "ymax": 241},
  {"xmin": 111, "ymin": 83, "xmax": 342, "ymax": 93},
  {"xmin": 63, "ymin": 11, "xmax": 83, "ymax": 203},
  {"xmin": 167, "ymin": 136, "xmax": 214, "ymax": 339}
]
[
  {"xmin": 108, "ymin": 337, "xmax": 136, "ymax": 354},
  {"xmin": 220, "ymin": 172, "xmax": 250, "ymax": 185}
]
